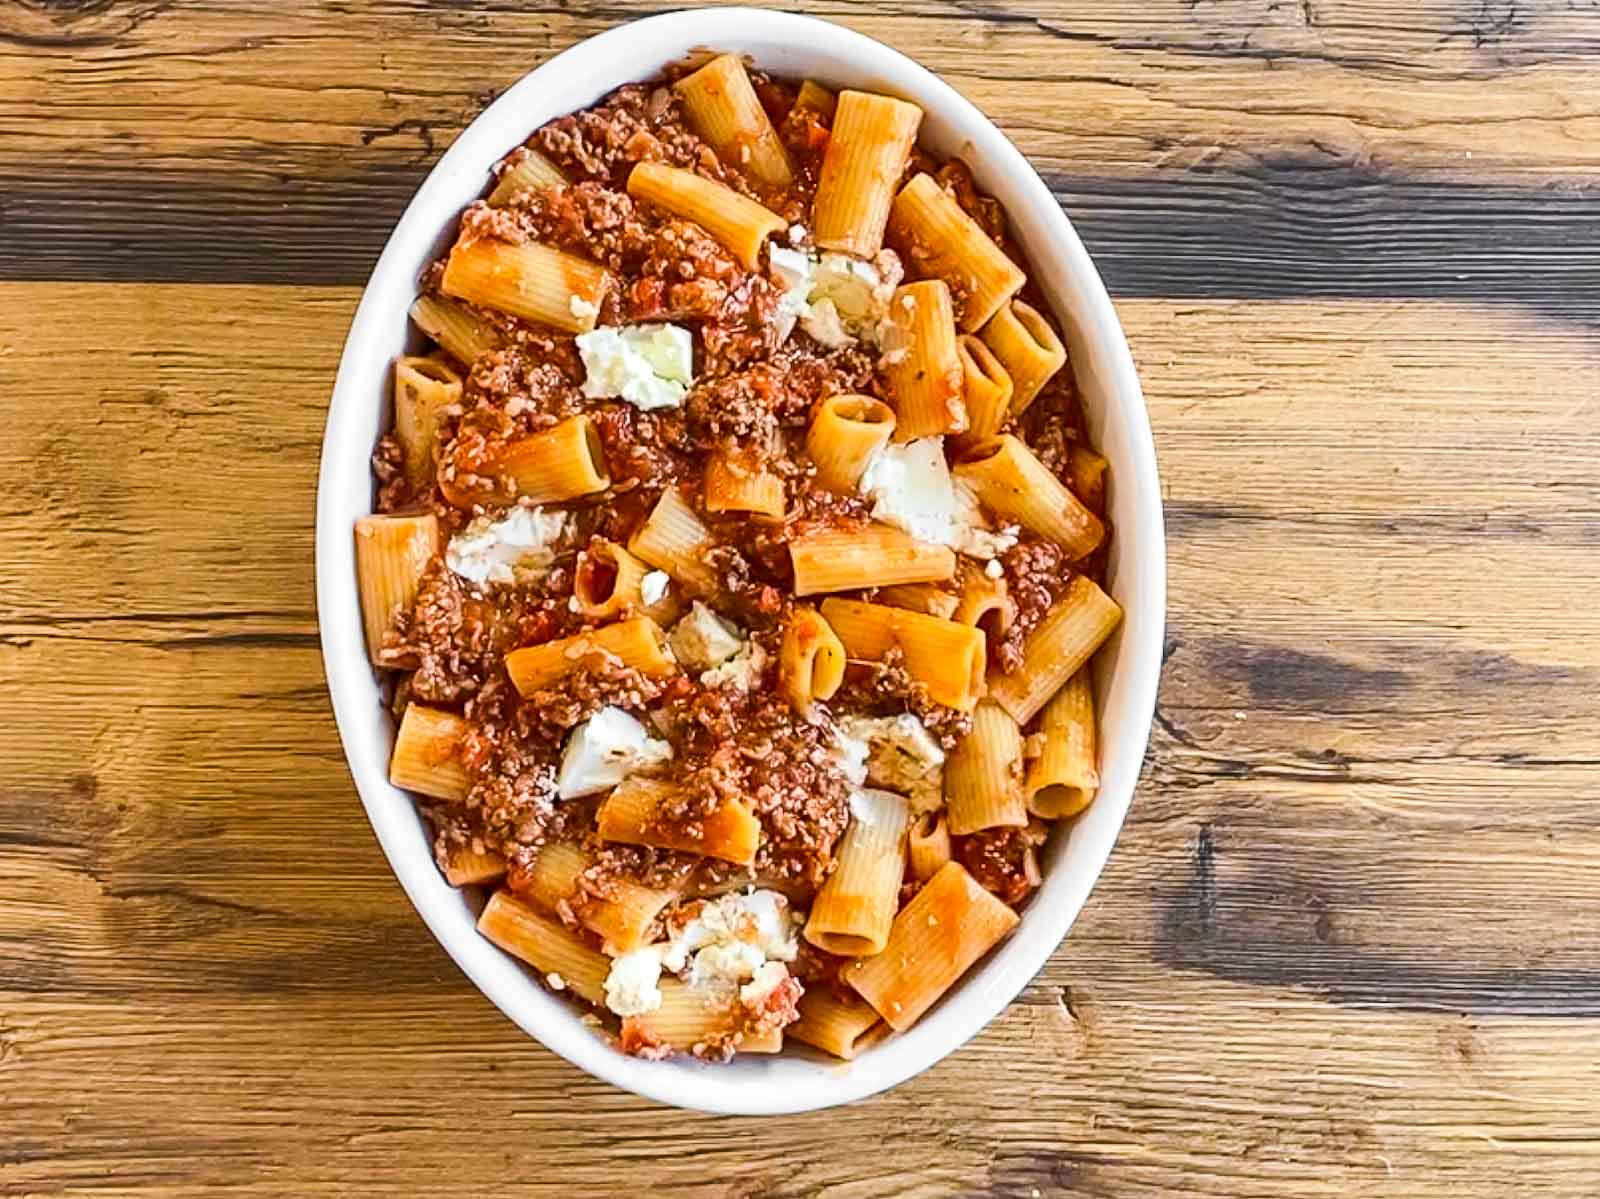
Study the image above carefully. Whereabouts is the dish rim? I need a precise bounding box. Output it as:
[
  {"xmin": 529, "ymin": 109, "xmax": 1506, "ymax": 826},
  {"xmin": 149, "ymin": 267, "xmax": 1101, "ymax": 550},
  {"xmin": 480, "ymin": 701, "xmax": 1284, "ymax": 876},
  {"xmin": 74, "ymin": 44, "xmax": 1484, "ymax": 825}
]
[{"xmin": 315, "ymin": 6, "xmax": 1165, "ymax": 1114}]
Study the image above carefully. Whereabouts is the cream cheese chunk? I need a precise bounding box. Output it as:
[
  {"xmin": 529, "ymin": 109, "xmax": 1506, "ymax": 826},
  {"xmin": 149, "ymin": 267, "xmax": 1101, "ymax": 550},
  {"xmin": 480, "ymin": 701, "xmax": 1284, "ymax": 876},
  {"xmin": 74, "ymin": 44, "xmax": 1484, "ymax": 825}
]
[
  {"xmin": 444, "ymin": 506, "xmax": 570, "ymax": 586},
  {"xmin": 576, "ymin": 323, "xmax": 695, "ymax": 411},
  {"xmin": 556, "ymin": 706, "xmax": 673, "ymax": 800},
  {"xmin": 668, "ymin": 602, "xmax": 744, "ymax": 672}
]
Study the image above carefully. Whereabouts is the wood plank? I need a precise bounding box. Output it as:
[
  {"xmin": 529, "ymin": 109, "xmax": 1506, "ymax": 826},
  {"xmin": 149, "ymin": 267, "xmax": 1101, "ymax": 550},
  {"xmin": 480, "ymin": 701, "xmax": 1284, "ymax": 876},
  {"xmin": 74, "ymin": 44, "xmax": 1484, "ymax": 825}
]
[
  {"xmin": 4, "ymin": 3, "xmax": 1600, "ymax": 306},
  {"xmin": 8, "ymin": 2, "xmax": 1599, "ymax": 180},
  {"xmin": 5, "ymin": 282, "xmax": 1600, "ymax": 1191},
  {"xmin": 1, "ymin": 984, "xmax": 1597, "ymax": 1195}
]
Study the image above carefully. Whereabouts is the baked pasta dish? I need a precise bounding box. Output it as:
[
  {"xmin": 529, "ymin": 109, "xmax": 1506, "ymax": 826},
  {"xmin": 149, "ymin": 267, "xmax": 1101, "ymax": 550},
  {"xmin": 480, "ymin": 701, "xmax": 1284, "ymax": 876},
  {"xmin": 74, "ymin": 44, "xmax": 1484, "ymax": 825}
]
[{"xmin": 354, "ymin": 54, "xmax": 1122, "ymax": 1061}]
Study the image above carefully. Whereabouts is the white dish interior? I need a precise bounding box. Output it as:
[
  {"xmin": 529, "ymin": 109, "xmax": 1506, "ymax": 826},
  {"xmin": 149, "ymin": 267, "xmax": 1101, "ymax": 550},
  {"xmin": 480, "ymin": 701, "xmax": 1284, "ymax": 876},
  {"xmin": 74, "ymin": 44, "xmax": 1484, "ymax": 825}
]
[{"xmin": 315, "ymin": 7, "xmax": 1165, "ymax": 1115}]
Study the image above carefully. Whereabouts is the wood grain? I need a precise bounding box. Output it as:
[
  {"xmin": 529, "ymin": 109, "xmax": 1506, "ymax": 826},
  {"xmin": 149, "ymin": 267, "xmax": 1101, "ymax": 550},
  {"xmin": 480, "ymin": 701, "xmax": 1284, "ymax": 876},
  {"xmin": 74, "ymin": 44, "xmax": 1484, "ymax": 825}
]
[
  {"xmin": 5, "ymin": 2, "xmax": 1600, "ymax": 1194},
  {"xmin": 4, "ymin": 2, "xmax": 1600, "ymax": 316},
  {"xmin": 5, "ymin": 281, "xmax": 1599, "ymax": 1193}
]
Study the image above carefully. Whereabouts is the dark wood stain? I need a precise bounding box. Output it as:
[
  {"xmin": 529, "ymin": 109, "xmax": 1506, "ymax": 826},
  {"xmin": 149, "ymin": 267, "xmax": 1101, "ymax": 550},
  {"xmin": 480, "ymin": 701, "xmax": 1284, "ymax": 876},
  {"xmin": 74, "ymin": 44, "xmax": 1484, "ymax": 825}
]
[
  {"xmin": 3, "ymin": 159, "xmax": 1600, "ymax": 326},
  {"xmin": 1155, "ymin": 840, "xmax": 1600, "ymax": 1017}
]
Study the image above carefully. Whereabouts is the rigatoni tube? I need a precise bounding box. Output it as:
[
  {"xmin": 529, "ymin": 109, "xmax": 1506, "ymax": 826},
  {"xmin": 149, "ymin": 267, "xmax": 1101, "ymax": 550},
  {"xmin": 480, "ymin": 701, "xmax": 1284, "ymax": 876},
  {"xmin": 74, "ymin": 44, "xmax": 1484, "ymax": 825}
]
[
  {"xmin": 906, "ymin": 811, "xmax": 951, "ymax": 882},
  {"xmin": 813, "ymin": 91, "xmax": 923, "ymax": 257},
  {"xmin": 442, "ymin": 415, "xmax": 610, "ymax": 509},
  {"xmin": 1024, "ymin": 668, "xmax": 1099, "ymax": 820},
  {"xmin": 409, "ymin": 294, "xmax": 503, "ymax": 369},
  {"xmin": 392, "ymin": 356, "xmax": 461, "ymax": 495},
  {"xmin": 790, "ymin": 523, "xmax": 956, "ymax": 596},
  {"xmin": 805, "ymin": 394, "xmax": 895, "ymax": 492},
  {"xmin": 846, "ymin": 861, "xmax": 1019, "ymax": 1031},
  {"xmin": 596, "ymin": 777, "xmax": 761, "ymax": 866},
  {"xmin": 986, "ymin": 576, "xmax": 1122, "ymax": 725},
  {"xmin": 819, "ymin": 598, "xmax": 986, "ymax": 711},
  {"xmin": 805, "ymin": 788, "xmax": 911, "ymax": 957},
  {"xmin": 504, "ymin": 617, "xmax": 676, "ymax": 695},
  {"xmin": 953, "ymin": 434, "xmax": 1103, "ymax": 560},
  {"xmin": 780, "ymin": 605, "xmax": 847, "ymax": 710},
  {"xmin": 488, "ymin": 148, "xmax": 567, "ymax": 206},
  {"xmin": 441, "ymin": 237, "xmax": 608, "ymax": 334},
  {"xmin": 944, "ymin": 699, "xmax": 1027, "ymax": 835},
  {"xmin": 627, "ymin": 161, "xmax": 785, "ymax": 269},
  {"xmin": 674, "ymin": 54, "xmax": 793, "ymax": 188},
  {"xmin": 441, "ymin": 844, "xmax": 507, "ymax": 887},
  {"xmin": 882, "ymin": 280, "xmax": 967, "ymax": 440},
  {"xmin": 980, "ymin": 299, "xmax": 1066, "ymax": 417},
  {"xmin": 477, "ymin": 891, "xmax": 610, "ymax": 1007},
  {"xmin": 572, "ymin": 538, "xmax": 650, "ymax": 622},
  {"xmin": 388, "ymin": 704, "xmax": 471, "ymax": 802},
  {"xmin": 705, "ymin": 449, "xmax": 786, "ymax": 518},
  {"xmin": 888, "ymin": 172, "xmax": 1026, "ymax": 332},
  {"xmin": 515, "ymin": 841, "xmax": 678, "ymax": 953},
  {"xmin": 787, "ymin": 988, "xmax": 882, "ymax": 1060},
  {"xmin": 354, "ymin": 513, "xmax": 439, "ymax": 663},
  {"xmin": 954, "ymin": 335, "xmax": 1013, "ymax": 444}
]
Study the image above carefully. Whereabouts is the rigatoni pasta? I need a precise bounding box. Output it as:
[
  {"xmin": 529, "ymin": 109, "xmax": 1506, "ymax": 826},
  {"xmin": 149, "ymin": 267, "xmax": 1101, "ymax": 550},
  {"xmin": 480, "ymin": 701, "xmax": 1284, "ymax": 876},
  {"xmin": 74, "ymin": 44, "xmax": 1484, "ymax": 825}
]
[
  {"xmin": 572, "ymin": 538, "xmax": 650, "ymax": 622},
  {"xmin": 820, "ymin": 598, "xmax": 986, "ymax": 711},
  {"xmin": 705, "ymin": 449, "xmax": 786, "ymax": 518},
  {"xmin": 505, "ymin": 617, "xmax": 675, "ymax": 694},
  {"xmin": 804, "ymin": 789, "xmax": 910, "ymax": 956},
  {"xmin": 954, "ymin": 335, "xmax": 1013, "ymax": 443},
  {"xmin": 1024, "ymin": 668, "xmax": 1099, "ymax": 820},
  {"xmin": 805, "ymin": 394, "xmax": 895, "ymax": 491},
  {"xmin": 441, "ymin": 236, "xmax": 608, "ymax": 334},
  {"xmin": 364, "ymin": 57, "xmax": 1124, "ymax": 1068},
  {"xmin": 675, "ymin": 55, "xmax": 793, "ymax": 189},
  {"xmin": 788, "ymin": 989, "xmax": 881, "ymax": 1060},
  {"xmin": 478, "ymin": 891, "xmax": 611, "ymax": 1007},
  {"xmin": 846, "ymin": 862, "xmax": 1020, "ymax": 1031},
  {"xmin": 789, "ymin": 523, "xmax": 956, "ymax": 596},
  {"xmin": 987, "ymin": 577, "xmax": 1123, "ymax": 724},
  {"xmin": 488, "ymin": 147, "xmax": 568, "ymax": 205},
  {"xmin": 441, "ymin": 415, "xmax": 610, "ymax": 508},
  {"xmin": 953, "ymin": 434, "xmax": 1104, "ymax": 560},
  {"xmin": 355, "ymin": 513, "xmax": 439, "ymax": 663},
  {"xmin": 408, "ymin": 294, "xmax": 502, "ymax": 368},
  {"xmin": 392, "ymin": 356, "xmax": 461, "ymax": 494},
  {"xmin": 627, "ymin": 487, "xmax": 719, "ymax": 594},
  {"xmin": 881, "ymin": 280, "xmax": 967, "ymax": 439},
  {"xmin": 906, "ymin": 812, "xmax": 952, "ymax": 882},
  {"xmin": 813, "ymin": 90, "xmax": 922, "ymax": 256},
  {"xmin": 980, "ymin": 298, "xmax": 1066, "ymax": 416},
  {"xmin": 515, "ymin": 840, "xmax": 679, "ymax": 953},
  {"xmin": 780, "ymin": 605, "xmax": 846, "ymax": 710},
  {"xmin": 944, "ymin": 700, "xmax": 1027, "ymax": 835},
  {"xmin": 627, "ymin": 161, "xmax": 785, "ymax": 269},
  {"xmin": 889, "ymin": 172, "xmax": 1026, "ymax": 332},
  {"xmin": 597, "ymin": 777, "xmax": 761, "ymax": 866},
  {"xmin": 441, "ymin": 844, "xmax": 507, "ymax": 887},
  {"xmin": 389, "ymin": 704, "xmax": 471, "ymax": 802}
]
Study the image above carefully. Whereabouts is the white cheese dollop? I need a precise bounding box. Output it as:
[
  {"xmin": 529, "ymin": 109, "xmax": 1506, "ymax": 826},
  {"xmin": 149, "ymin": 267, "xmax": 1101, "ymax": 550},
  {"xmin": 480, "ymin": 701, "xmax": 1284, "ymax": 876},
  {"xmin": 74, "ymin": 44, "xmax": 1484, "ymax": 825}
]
[
  {"xmin": 639, "ymin": 569, "xmax": 671, "ymax": 607},
  {"xmin": 555, "ymin": 706, "xmax": 673, "ymax": 800},
  {"xmin": 840, "ymin": 714, "xmax": 946, "ymax": 810},
  {"xmin": 832, "ymin": 723, "xmax": 871, "ymax": 788},
  {"xmin": 576, "ymin": 323, "xmax": 695, "ymax": 411},
  {"xmin": 603, "ymin": 946, "xmax": 664, "ymax": 1017},
  {"xmin": 768, "ymin": 246, "xmax": 815, "ymax": 343},
  {"xmin": 659, "ymin": 890, "xmax": 800, "ymax": 1008},
  {"xmin": 444, "ymin": 506, "xmax": 570, "ymax": 586},
  {"xmin": 765, "ymin": 247, "xmax": 902, "ymax": 348},
  {"xmin": 668, "ymin": 602, "xmax": 744, "ymax": 672},
  {"xmin": 699, "ymin": 639, "xmax": 768, "ymax": 692},
  {"xmin": 858, "ymin": 438, "xmax": 1016, "ymax": 559}
]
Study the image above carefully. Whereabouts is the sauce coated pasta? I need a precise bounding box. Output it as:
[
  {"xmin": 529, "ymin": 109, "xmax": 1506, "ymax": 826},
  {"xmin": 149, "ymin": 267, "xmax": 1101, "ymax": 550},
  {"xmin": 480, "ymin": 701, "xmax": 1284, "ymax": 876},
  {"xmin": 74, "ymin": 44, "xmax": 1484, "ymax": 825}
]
[{"xmin": 358, "ymin": 54, "xmax": 1121, "ymax": 1061}]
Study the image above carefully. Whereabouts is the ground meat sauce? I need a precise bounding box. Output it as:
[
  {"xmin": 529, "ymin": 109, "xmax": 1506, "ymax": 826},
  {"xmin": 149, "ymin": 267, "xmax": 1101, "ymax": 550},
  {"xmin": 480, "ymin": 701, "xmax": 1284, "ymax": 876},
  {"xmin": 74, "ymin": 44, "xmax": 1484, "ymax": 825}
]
[{"xmin": 370, "ymin": 61, "xmax": 1110, "ymax": 1060}]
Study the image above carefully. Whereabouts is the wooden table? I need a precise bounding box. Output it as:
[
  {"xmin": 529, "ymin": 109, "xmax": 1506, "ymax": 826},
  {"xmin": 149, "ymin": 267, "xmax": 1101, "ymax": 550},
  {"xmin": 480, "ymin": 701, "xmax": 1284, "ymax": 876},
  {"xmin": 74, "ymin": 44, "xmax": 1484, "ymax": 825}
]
[{"xmin": 5, "ymin": 2, "xmax": 1599, "ymax": 1195}]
